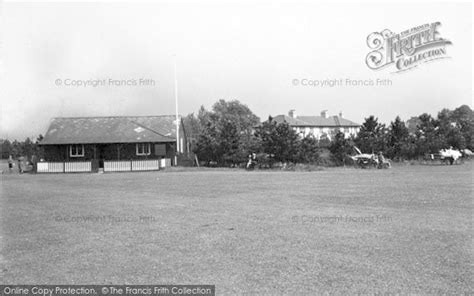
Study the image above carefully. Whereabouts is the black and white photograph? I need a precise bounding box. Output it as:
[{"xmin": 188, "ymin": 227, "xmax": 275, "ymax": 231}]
[{"xmin": 0, "ymin": 0, "xmax": 472, "ymax": 295}]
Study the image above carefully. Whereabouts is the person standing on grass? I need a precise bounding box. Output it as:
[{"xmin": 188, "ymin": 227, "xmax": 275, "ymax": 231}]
[
  {"xmin": 246, "ymin": 154, "xmax": 253, "ymax": 169},
  {"xmin": 17, "ymin": 157, "xmax": 23, "ymax": 174},
  {"xmin": 377, "ymin": 151, "xmax": 385, "ymax": 164},
  {"xmin": 8, "ymin": 155, "xmax": 13, "ymax": 171}
]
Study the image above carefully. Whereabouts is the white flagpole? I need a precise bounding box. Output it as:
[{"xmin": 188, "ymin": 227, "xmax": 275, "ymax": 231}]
[{"xmin": 174, "ymin": 55, "xmax": 179, "ymax": 166}]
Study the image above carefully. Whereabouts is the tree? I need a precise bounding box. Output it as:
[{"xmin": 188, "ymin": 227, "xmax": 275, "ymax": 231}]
[
  {"xmin": 413, "ymin": 106, "xmax": 472, "ymax": 154},
  {"xmin": 183, "ymin": 113, "xmax": 200, "ymax": 139},
  {"xmin": 414, "ymin": 113, "xmax": 443, "ymax": 155},
  {"xmin": 35, "ymin": 134, "xmax": 44, "ymax": 159},
  {"xmin": 329, "ymin": 131, "xmax": 353, "ymax": 165},
  {"xmin": 297, "ymin": 135, "xmax": 320, "ymax": 163},
  {"xmin": 255, "ymin": 117, "xmax": 300, "ymax": 163},
  {"xmin": 387, "ymin": 116, "xmax": 409, "ymax": 160},
  {"xmin": 22, "ymin": 137, "xmax": 35, "ymax": 159},
  {"xmin": 400, "ymin": 134, "xmax": 418, "ymax": 159},
  {"xmin": 1, "ymin": 139, "xmax": 12, "ymax": 159},
  {"xmin": 436, "ymin": 108, "xmax": 464, "ymax": 149},
  {"xmin": 10, "ymin": 140, "xmax": 22, "ymax": 158},
  {"xmin": 219, "ymin": 120, "xmax": 242, "ymax": 164},
  {"xmin": 183, "ymin": 113, "xmax": 200, "ymax": 135},
  {"xmin": 318, "ymin": 133, "xmax": 331, "ymax": 148},
  {"xmin": 354, "ymin": 116, "xmax": 388, "ymax": 153},
  {"xmin": 194, "ymin": 107, "xmax": 219, "ymax": 163},
  {"xmin": 194, "ymin": 100, "xmax": 260, "ymax": 165},
  {"xmin": 444, "ymin": 105, "xmax": 473, "ymax": 149}
]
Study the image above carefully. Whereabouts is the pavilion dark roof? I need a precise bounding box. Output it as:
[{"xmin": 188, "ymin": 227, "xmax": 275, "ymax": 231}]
[{"xmin": 40, "ymin": 116, "xmax": 179, "ymax": 145}]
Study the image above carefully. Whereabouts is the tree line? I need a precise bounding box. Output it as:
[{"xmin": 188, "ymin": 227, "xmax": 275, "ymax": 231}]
[
  {"xmin": 0, "ymin": 135, "xmax": 43, "ymax": 159},
  {"xmin": 2, "ymin": 102, "xmax": 472, "ymax": 166},
  {"xmin": 184, "ymin": 100, "xmax": 473, "ymax": 166},
  {"xmin": 350, "ymin": 104, "xmax": 473, "ymax": 161}
]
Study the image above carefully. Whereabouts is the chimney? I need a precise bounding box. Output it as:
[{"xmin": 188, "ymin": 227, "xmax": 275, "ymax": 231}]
[
  {"xmin": 320, "ymin": 110, "xmax": 328, "ymax": 118},
  {"xmin": 288, "ymin": 109, "xmax": 297, "ymax": 118},
  {"xmin": 339, "ymin": 111, "xmax": 343, "ymax": 118}
]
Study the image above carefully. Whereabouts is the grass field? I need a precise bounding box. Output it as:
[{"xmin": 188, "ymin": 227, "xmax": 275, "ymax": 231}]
[{"xmin": 1, "ymin": 164, "xmax": 472, "ymax": 295}]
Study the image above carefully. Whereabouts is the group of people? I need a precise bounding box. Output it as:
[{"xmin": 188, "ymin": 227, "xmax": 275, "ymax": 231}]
[
  {"xmin": 363, "ymin": 152, "xmax": 391, "ymax": 169},
  {"xmin": 376, "ymin": 151, "xmax": 391, "ymax": 169},
  {"xmin": 7, "ymin": 155, "xmax": 25, "ymax": 174},
  {"xmin": 246, "ymin": 153, "xmax": 257, "ymax": 169},
  {"xmin": 247, "ymin": 151, "xmax": 391, "ymax": 169}
]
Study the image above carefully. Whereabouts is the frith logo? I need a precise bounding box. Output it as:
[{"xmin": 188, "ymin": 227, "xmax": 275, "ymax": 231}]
[{"xmin": 366, "ymin": 22, "xmax": 452, "ymax": 73}]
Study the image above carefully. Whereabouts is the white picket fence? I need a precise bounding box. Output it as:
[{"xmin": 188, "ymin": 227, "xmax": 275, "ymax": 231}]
[
  {"xmin": 37, "ymin": 161, "xmax": 92, "ymax": 173},
  {"xmin": 37, "ymin": 158, "xmax": 170, "ymax": 173},
  {"xmin": 104, "ymin": 161, "xmax": 132, "ymax": 172},
  {"xmin": 132, "ymin": 159, "xmax": 160, "ymax": 171},
  {"xmin": 65, "ymin": 161, "xmax": 91, "ymax": 172},
  {"xmin": 37, "ymin": 162, "xmax": 65, "ymax": 173},
  {"xmin": 104, "ymin": 159, "xmax": 163, "ymax": 172},
  {"xmin": 160, "ymin": 158, "xmax": 172, "ymax": 168}
]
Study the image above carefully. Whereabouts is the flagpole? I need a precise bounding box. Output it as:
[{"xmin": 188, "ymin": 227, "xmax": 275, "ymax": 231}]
[{"xmin": 174, "ymin": 55, "xmax": 179, "ymax": 166}]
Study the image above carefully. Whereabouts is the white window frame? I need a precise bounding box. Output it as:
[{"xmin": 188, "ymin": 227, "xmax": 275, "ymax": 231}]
[
  {"xmin": 70, "ymin": 144, "xmax": 85, "ymax": 157},
  {"xmin": 136, "ymin": 143, "xmax": 151, "ymax": 156}
]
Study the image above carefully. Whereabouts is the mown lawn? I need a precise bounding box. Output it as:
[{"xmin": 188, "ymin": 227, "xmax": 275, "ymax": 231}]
[{"xmin": 1, "ymin": 164, "xmax": 472, "ymax": 294}]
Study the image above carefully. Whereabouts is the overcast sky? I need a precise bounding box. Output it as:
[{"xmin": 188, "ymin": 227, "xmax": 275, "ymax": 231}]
[{"xmin": 0, "ymin": 1, "xmax": 472, "ymax": 140}]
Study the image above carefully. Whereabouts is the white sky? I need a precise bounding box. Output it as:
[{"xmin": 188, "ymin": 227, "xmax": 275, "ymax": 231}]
[{"xmin": 0, "ymin": 1, "xmax": 472, "ymax": 140}]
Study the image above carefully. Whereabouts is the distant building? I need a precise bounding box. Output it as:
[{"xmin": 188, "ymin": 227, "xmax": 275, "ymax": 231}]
[
  {"xmin": 39, "ymin": 116, "xmax": 188, "ymax": 171},
  {"xmin": 271, "ymin": 109, "xmax": 360, "ymax": 140}
]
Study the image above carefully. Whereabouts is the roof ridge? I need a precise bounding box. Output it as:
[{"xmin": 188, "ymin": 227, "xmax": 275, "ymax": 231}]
[
  {"xmin": 41, "ymin": 115, "xmax": 180, "ymax": 145},
  {"xmin": 53, "ymin": 115, "xmax": 180, "ymax": 119},
  {"xmin": 281, "ymin": 115, "xmax": 311, "ymax": 125},
  {"xmin": 129, "ymin": 120, "xmax": 175, "ymax": 140}
]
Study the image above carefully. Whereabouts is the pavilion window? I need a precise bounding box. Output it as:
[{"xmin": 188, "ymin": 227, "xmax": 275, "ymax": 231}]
[
  {"xmin": 136, "ymin": 143, "xmax": 151, "ymax": 156},
  {"xmin": 70, "ymin": 144, "xmax": 85, "ymax": 157}
]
